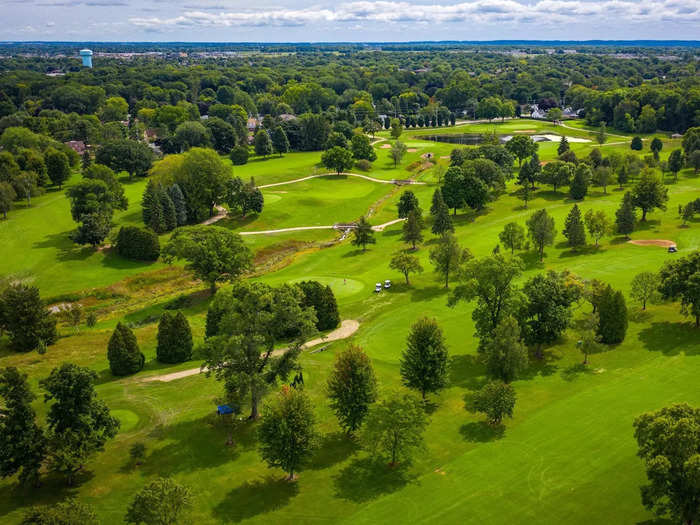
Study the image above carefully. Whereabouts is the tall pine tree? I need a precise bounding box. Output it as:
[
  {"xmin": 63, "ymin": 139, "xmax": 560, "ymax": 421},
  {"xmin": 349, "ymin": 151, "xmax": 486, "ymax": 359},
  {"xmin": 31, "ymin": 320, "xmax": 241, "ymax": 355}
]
[
  {"xmin": 615, "ymin": 191, "xmax": 636, "ymax": 238},
  {"xmin": 167, "ymin": 184, "xmax": 188, "ymax": 226},
  {"xmin": 159, "ymin": 190, "xmax": 177, "ymax": 232},
  {"xmin": 597, "ymin": 285, "xmax": 628, "ymax": 344},
  {"xmin": 156, "ymin": 311, "xmax": 193, "ymax": 363},
  {"xmin": 430, "ymin": 188, "xmax": 453, "ymax": 235},
  {"xmin": 563, "ymin": 204, "xmax": 586, "ymax": 248},
  {"xmin": 402, "ymin": 209, "xmax": 424, "ymax": 249},
  {"xmin": 107, "ymin": 322, "xmax": 145, "ymax": 376}
]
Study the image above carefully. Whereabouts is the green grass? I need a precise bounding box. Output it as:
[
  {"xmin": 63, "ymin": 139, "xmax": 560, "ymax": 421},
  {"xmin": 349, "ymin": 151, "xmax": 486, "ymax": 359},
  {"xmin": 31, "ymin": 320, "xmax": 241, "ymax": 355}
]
[{"xmin": 1, "ymin": 121, "xmax": 699, "ymax": 523}]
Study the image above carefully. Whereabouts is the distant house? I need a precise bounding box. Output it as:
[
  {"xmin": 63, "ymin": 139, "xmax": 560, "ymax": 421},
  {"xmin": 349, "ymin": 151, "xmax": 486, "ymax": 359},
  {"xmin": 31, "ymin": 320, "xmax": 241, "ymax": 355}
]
[
  {"xmin": 530, "ymin": 104, "xmax": 547, "ymax": 119},
  {"xmin": 278, "ymin": 113, "xmax": 296, "ymax": 122},
  {"xmin": 562, "ymin": 107, "xmax": 582, "ymax": 118},
  {"xmin": 247, "ymin": 118, "xmax": 259, "ymax": 131},
  {"xmin": 64, "ymin": 140, "xmax": 87, "ymax": 154},
  {"xmin": 671, "ymin": 133, "xmax": 683, "ymax": 139}
]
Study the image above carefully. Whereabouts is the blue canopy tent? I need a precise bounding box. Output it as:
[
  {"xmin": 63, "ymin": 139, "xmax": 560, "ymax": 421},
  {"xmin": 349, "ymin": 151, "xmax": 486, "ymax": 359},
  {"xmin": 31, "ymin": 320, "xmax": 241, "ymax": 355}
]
[{"xmin": 217, "ymin": 404, "xmax": 238, "ymax": 416}]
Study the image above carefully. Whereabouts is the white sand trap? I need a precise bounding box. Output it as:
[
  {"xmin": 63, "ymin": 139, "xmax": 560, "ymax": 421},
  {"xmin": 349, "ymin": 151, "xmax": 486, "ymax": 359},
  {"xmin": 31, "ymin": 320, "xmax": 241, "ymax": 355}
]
[
  {"xmin": 514, "ymin": 129, "xmax": 537, "ymax": 133},
  {"xmin": 538, "ymin": 134, "xmax": 591, "ymax": 143},
  {"xmin": 380, "ymin": 144, "xmax": 392, "ymax": 149},
  {"xmin": 407, "ymin": 148, "xmax": 418, "ymax": 152},
  {"xmin": 628, "ymin": 239, "xmax": 676, "ymax": 248}
]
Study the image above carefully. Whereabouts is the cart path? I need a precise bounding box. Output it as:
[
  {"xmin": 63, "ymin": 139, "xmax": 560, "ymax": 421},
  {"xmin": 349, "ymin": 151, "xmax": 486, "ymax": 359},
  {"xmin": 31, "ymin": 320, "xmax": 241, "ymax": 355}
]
[
  {"xmin": 142, "ymin": 320, "xmax": 360, "ymax": 383},
  {"xmin": 201, "ymin": 205, "xmax": 228, "ymax": 225},
  {"xmin": 258, "ymin": 172, "xmax": 426, "ymax": 189},
  {"xmin": 557, "ymin": 121, "xmax": 630, "ymax": 140},
  {"xmin": 238, "ymin": 217, "xmax": 406, "ymax": 236}
]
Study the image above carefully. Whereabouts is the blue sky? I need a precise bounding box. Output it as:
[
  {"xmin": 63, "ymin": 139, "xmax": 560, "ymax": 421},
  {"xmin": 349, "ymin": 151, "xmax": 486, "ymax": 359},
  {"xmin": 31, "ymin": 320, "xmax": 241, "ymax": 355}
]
[{"xmin": 1, "ymin": 0, "xmax": 699, "ymax": 42}]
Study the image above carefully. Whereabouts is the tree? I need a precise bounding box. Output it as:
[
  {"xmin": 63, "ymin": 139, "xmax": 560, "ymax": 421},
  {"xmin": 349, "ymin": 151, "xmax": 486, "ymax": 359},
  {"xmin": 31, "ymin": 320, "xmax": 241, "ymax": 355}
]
[
  {"xmin": 40, "ymin": 363, "xmax": 120, "ymax": 485},
  {"xmin": 557, "ymin": 136, "xmax": 570, "ymax": 156},
  {"xmin": 462, "ymin": 174, "xmax": 489, "ymax": 211},
  {"xmin": 351, "ymin": 134, "xmax": 376, "ymax": 161},
  {"xmin": 658, "ymin": 251, "xmax": 700, "ymax": 327},
  {"xmin": 429, "ymin": 233, "xmax": 470, "ymax": 289},
  {"xmin": 521, "ymin": 270, "xmax": 579, "ymax": 357},
  {"xmin": 597, "ymin": 121, "xmax": 607, "ymax": 145},
  {"xmin": 597, "ymin": 285, "xmax": 628, "ymax": 344},
  {"xmin": 469, "ymin": 381, "xmax": 516, "ymax": 425},
  {"xmin": 592, "ymin": 166, "xmax": 613, "ymax": 194},
  {"xmin": 95, "ymin": 139, "xmax": 152, "ymax": 179},
  {"xmin": 361, "ymin": 392, "xmax": 428, "ymax": 466},
  {"xmin": 397, "ymin": 190, "xmax": 420, "ymax": 218},
  {"xmin": 163, "ymin": 226, "xmax": 252, "ymax": 291},
  {"xmin": 584, "ymin": 209, "xmax": 612, "ymax": 247},
  {"xmin": 0, "ymin": 283, "xmax": 57, "ymax": 352},
  {"xmin": 225, "ymin": 177, "xmax": 264, "ymax": 218},
  {"xmin": 506, "ymin": 135, "xmax": 537, "ymax": 167},
  {"xmin": 668, "ymin": 148, "xmax": 685, "ymax": 182},
  {"xmin": 321, "ymin": 145, "xmax": 354, "ymax": 175},
  {"xmin": 125, "ymin": 477, "xmax": 192, "ymax": 525},
  {"xmin": 496, "ymin": 223, "xmax": 523, "ymax": 255},
  {"xmin": 351, "ymin": 216, "xmax": 375, "ymax": 252},
  {"xmin": 174, "ymin": 121, "xmax": 211, "ymax": 151},
  {"xmin": 156, "ymin": 311, "xmax": 193, "ymax": 363},
  {"xmin": 390, "ymin": 252, "xmax": 423, "ymax": 285},
  {"xmin": 650, "ymin": 137, "xmax": 663, "ymax": 160},
  {"xmin": 400, "ymin": 318, "xmax": 449, "ymax": 400},
  {"xmin": 390, "ymin": 118, "xmax": 403, "ymax": 139},
  {"xmin": 630, "ymin": 272, "xmax": 658, "ymax": 310},
  {"xmin": 0, "ymin": 182, "xmax": 16, "ymax": 219},
  {"xmin": 449, "ymin": 254, "xmax": 523, "ymax": 347},
  {"xmin": 202, "ymin": 282, "xmax": 317, "ymax": 419},
  {"xmin": 482, "ymin": 316, "xmax": 528, "ymax": 383},
  {"xmin": 632, "ymin": 171, "xmax": 668, "ymax": 221},
  {"xmin": 71, "ymin": 212, "xmax": 112, "ymax": 247},
  {"xmin": 271, "ymin": 126, "xmax": 290, "ymax": 157},
  {"xmin": 539, "ymin": 161, "xmax": 573, "ymax": 192},
  {"xmin": 402, "ymin": 209, "xmax": 424, "ymax": 250},
  {"xmin": 327, "ymin": 345, "xmax": 378, "ymax": 435},
  {"xmin": 115, "ymin": 226, "xmax": 160, "ymax": 261},
  {"xmin": 22, "ymin": 499, "xmax": 98, "ymax": 525},
  {"xmin": 45, "ymin": 149, "xmax": 70, "ymax": 189},
  {"xmin": 296, "ymin": 281, "xmax": 340, "ymax": 331},
  {"xmin": 689, "ymin": 150, "xmax": 700, "ymax": 176},
  {"xmin": 546, "ymin": 107, "xmax": 563, "ymax": 122},
  {"xmin": 563, "ymin": 204, "xmax": 586, "ymax": 248},
  {"xmin": 204, "ymin": 117, "xmax": 237, "ymax": 154},
  {"xmin": 230, "ymin": 145, "xmax": 250, "ymax": 165},
  {"xmin": 630, "ymin": 136, "xmax": 643, "ymax": 151},
  {"xmin": 390, "ymin": 140, "xmax": 408, "ymax": 168},
  {"xmin": 258, "ymin": 387, "xmax": 318, "ymax": 480},
  {"xmin": 527, "ymin": 208, "xmax": 556, "ymax": 260},
  {"xmin": 107, "ymin": 322, "xmax": 145, "ymax": 376},
  {"xmin": 633, "ymin": 404, "xmax": 700, "ymax": 525},
  {"xmin": 430, "ymin": 188, "xmax": 453, "ymax": 235},
  {"xmin": 0, "ymin": 367, "xmax": 45, "ymax": 487},
  {"xmin": 569, "ymin": 164, "xmax": 591, "ymax": 200},
  {"xmin": 577, "ymin": 313, "xmax": 602, "ymax": 365},
  {"xmin": 254, "ymin": 129, "xmax": 273, "ymax": 158},
  {"xmin": 616, "ymin": 191, "xmax": 637, "ymax": 238}
]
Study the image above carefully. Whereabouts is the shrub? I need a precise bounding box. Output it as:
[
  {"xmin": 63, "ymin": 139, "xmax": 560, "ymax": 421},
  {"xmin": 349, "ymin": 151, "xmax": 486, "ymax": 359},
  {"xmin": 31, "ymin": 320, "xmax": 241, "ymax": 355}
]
[
  {"xmin": 115, "ymin": 226, "xmax": 160, "ymax": 261},
  {"xmin": 355, "ymin": 159, "xmax": 372, "ymax": 171},
  {"xmin": 107, "ymin": 322, "xmax": 145, "ymax": 376},
  {"xmin": 230, "ymin": 145, "xmax": 250, "ymax": 165}
]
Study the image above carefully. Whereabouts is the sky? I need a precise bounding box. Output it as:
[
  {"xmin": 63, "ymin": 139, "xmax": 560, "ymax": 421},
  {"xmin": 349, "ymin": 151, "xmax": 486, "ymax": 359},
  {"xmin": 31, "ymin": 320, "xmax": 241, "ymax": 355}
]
[{"xmin": 1, "ymin": 0, "xmax": 699, "ymax": 42}]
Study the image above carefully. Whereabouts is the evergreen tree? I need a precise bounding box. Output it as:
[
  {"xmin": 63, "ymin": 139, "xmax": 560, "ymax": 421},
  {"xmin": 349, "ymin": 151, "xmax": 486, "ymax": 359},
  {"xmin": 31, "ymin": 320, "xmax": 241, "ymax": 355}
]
[
  {"xmin": 482, "ymin": 316, "xmax": 528, "ymax": 383},
  {"xmin": 141, "ymin": 179, "xmax": 158, "ymax": 227},
  {"xmin": 430, "ymin": 188, "xmax": 453, "ymax": 235},
  {"xmin": 167, "ymin": 184, "xmax": 188, "ymax": 226},
  {"xmin": 326, "ymin": 345, "xmax": 378, "ymax": 434},
  {"xmin": 563, "ymin": 204, "xmax": 587, "ymax": 248},
  {"xmin": 156, "ymin": 311, "xmax": 193, "ymax": 363},
  {"xmin": 159, "ymin": 189, "xmax": 177, "ymax": 232},
  {"xmin": 597, "ymin": 285, "xmax": 628, "ymax": 344},
  {"xmin": 81, "ymin": 150, "xmax": 91, "ymax": 171},
  {"xmin": 107, "ymin": 322, "xmax": 145, "ymax": 376},
  {"xmin": 148, "ymin": 194, "xmax": 165, "ymax": 233},
  {"xmin": 557, "ymin": 136, "xmax": 570, "ymax": 156},
  {"xmin": 271, "ymin": 126, "xmax": 290, "ymax": 157},
  {"xmin": 254, "ymin": 130, "xmax": 273, "ymax": 158},
  {"xmin": 297, "ymin": 281, "xmax": 340, "ymax": 331},
  {"xmin": 615, "ymin": 191, "xmax": 637, "ymax": 238},
  {"xmin": 402, "ymin": 209, "xmax": 424, "ymax": 250},
  {"xmin": 0, "ymin": 283, "xmax": 57, "ymax": 352},
  {"xmin": 569, "ymin": 164, "xmax": 591, "ymax": 200},
  {"xmin": 397, "ymin": 191, "xmax": 420, "ymax": 218},
  {"xmin": 351, "ymin": 216, "xmax": 375, "ymax": 252},
  {"xmin": 400, "ymin": 317, "xmax": 449, "ymax": 400},
  {"xmin": 0, "ymin": 367, "xmax": 46, "ymax": 487}
]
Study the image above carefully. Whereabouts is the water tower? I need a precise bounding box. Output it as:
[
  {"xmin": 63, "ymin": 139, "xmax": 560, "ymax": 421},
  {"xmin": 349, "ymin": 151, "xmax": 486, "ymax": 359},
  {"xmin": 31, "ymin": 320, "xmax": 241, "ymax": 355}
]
[{"xmin": 80, "ymin": 49, "xmax": 93, "ymax": 68}]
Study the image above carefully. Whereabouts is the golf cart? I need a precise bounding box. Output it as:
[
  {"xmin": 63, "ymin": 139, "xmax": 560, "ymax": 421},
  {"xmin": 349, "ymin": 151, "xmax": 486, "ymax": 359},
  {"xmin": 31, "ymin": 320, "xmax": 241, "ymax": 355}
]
[
  {"xmin": 384, "ymin": 280, "xmax": 391, "ymax": 289},
  {"xmin": 668, "ymin": 245, "xmax": 678, "ymax": 253},
  {"xmin": 375, "ymin": 283, "xmax": 382, "ymax": 293}
]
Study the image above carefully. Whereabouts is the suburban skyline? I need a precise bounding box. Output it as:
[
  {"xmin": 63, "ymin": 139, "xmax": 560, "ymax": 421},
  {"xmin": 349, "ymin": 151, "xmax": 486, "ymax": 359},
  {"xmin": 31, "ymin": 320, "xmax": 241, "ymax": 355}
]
[{"xmin": 1, "ymin": 0, "xmax": 699, "ymax": 42}]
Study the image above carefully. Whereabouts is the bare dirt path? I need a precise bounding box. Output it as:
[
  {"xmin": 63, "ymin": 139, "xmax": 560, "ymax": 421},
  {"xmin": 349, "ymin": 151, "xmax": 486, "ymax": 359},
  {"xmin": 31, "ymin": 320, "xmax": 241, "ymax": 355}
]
[
  {"xmin": 627, "ymin": 239, "xmax": 676, "ymax": 248},
  {"xmin": 142, "ymin": 320, "xmax": 360, "ymax": 383},
  {"xmin": 200, "ymin": 205, "xmax": 227, "ymax": 225},
  {"xmin": 258, "ymin": 172, "xmax": 425, "ymax": 189}
]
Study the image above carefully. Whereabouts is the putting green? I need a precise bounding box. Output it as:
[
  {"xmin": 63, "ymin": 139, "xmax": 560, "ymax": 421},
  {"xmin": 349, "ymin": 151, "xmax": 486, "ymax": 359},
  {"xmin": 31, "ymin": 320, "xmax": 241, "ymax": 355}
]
[
  {"xmin": 112, "ymin": 409, "xmax": 139, "ymax": 433},
  {"xmin": 289, "ymin": 276, "xmax": 365, "ymax": 299},
  {"xmin": 261, "ymin": 193, "xmax": 283, "ymax": 204}
]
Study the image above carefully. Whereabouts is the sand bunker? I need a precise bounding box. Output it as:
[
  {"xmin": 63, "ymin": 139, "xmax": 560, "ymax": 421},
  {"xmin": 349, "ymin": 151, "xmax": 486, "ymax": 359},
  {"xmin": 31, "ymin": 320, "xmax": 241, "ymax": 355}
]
[
  {"xmin": 514, "ymin": 129, "xmax": 537, "ymax": 133},
  {"xmin": 537, "ymin": 134, "xmax": 591, "ymax": 143},
  {"xmin": 380, "ymin": 144, "xmax": 392, "ymax": 149},
  {"xmin": 440, "ymin": 155, "xmax": 450, "ymax": 160},
  {"xmin": 628, "ymin": 239, "xmax": 676, "ymax": 248},
  {"xmin": 407, "ymin": 148, "xmax": 418, "ymax": 152}
]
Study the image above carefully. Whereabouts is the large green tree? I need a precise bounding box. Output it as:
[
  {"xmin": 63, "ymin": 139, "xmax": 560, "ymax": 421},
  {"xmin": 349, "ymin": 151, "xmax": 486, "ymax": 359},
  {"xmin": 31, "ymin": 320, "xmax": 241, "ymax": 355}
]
[
  {"xmin": 658, "ymin": 251, "xmax": 700, "ymax": 327},
  {"xmin": 527, "ymin": 208, "xmax": 557, "ymax": 260},
  {"xmin": 615, "ymin": 191, "xmax": 637, "ymax": 238},
  {"xmin": 156, "ymin": 311, "xmax": 193, "ymax": 363},
  {"xmin": 430, "ymin": 188, "xmax": 453, "ymax": 235},
  {"xmin": 351, "ymin": 216, "xmax": 376, "ymax": 252},
  {"xmin": 95, "ymin": 139, "xmax": 152, "ymax": 179},
  {"xmin": 0, "ymin": 283, "xmax": 57, "ymax": 352},
  {"xmin": 597, "ymin": 285, "xmax": 628, "ymax": 343},
  {"xmin": 390, "ymin": 251, "xmax": 423, "ymax": 285},
  {"xmin": 499, "ymin": 222, "xmax": 525, "ymax": 254},
  {"xmin": 482, "ymin": 316, "xmax": 528, "ymax": 383},
  {"xmin": 563, "ymin": 204, "xmax": 586, "ymax": 248},
  {"xmin": 107, "ymin": 322, "xmax": 145, "ymax": 376},
  {"xmin": 429, "ymin": 233, "xmax": 471, "ymax": 289},
  {"xmin": 632, "ymin": 171, "xmax": 668, "ymax": 221},
  {"xmin": 470, "ymin": 380, "xmax": 516, "ymax": 425},
  {"xmin": 326, "ymin": 345, "xmax": 378, "ymax": 435},
  {"xmin": 125, "ymin": 477, "xmax": 192, "ymax": 525},
  {"xmin": 400, "ymin": 318, "xmax": 449, "ymax": 400}
]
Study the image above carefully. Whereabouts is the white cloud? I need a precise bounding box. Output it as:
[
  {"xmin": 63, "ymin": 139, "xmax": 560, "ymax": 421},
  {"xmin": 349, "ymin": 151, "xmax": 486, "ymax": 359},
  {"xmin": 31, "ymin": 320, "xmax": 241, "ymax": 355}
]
[{"xmin": 129, "ymin": 0, "xmax": 700, "ymax": 29}]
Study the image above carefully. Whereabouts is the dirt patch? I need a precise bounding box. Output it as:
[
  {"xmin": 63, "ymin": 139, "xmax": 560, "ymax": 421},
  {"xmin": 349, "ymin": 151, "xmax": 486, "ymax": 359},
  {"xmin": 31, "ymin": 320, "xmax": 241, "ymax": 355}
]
[
  {"xmin": 380, "ymin": 144, "xmax": 392, "ymax": 149},
  {"xmin": 628, "ymin": 239, "xmax": 676, "ymax": 248},
  {"xmin": 440, "ymin": 155, "xmax": 450, "ymax": 160},
  {"xmin": 407, "ymin": 148, "xmax": 418, "ymax": 153},
  {"xmin": 514, "ymin": 129, "xmax": 537, "ymax": 133}
]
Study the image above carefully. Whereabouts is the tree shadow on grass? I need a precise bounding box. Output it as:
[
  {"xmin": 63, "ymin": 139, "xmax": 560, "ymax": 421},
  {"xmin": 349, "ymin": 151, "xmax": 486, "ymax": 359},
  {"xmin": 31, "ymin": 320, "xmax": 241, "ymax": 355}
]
[
  {"xmin": 459, "ymin": 421, "xmax": 505, "ymax": 442},
  {"xmin": 332, "ymin": 457, "xmax": 415, "ymax": 503},
  {"xmin": 0, "ymin": 473, "xmax": 86, "ymax": 521},
  {"xmin": 212, "ymin": 476, "xmax": 300, "ymax": 523},
  {"xmin": 521, "ymin": 350, "xmax": 559, "ymax": 379},
  {"xmin": 410, "ymin": 285, "xmax": 447, "ymax": 303},
  {"xmin": 520, "ymin": 250, "xmax": 545, "ymax": 270},
  {"xmin": 561, "ymin": 363, "xmax": 595, "ymax": 382},
  {"xmin": 449, "ymin": 353, "xmax": 486, "ymax": 390},
  {"xmin": 634, "ymin": 219, "xmax": 661, "ymax": 233},
  {"xmin": 558, "ymin": 244, "xmax": 606, "ymax": 258},
  {"xmin": 638, "ymin": 321, "xmax": 700, "ymax": 356},
  {"xmin": 610, "ymin": 236, "xmax": 629, "ymax": 245},
  {"xmin": 342, "ymin": 249, "xmax": 370, "ymax": 258},
  {"xmin": 32, "ymin": 232, "xmax": 97, "ymax": 262},
  {"xmin": 140, "ymin": 416, "xmax": 257, "ymax": 477},
  {"xmin": 307, "ymin": 432, "xmax": 360, "ymax": 471}
]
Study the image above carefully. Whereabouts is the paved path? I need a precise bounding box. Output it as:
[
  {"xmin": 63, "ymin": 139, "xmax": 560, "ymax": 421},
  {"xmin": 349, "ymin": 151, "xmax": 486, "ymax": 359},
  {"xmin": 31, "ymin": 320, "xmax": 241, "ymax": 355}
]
[
  {"xmin": 258, "ymin": 172, "xmax": 425, "ymax": 189},
  {"xmin": 142, "ymin": 320, "xmax": 360, "ymax": 383},
  {"xmin": 201, "ymin": 205, "xmax": 227, "ymax": 225},
  {"xmin": 238, "ymin": 218, "xmax": 406, "ymax": 236}
]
